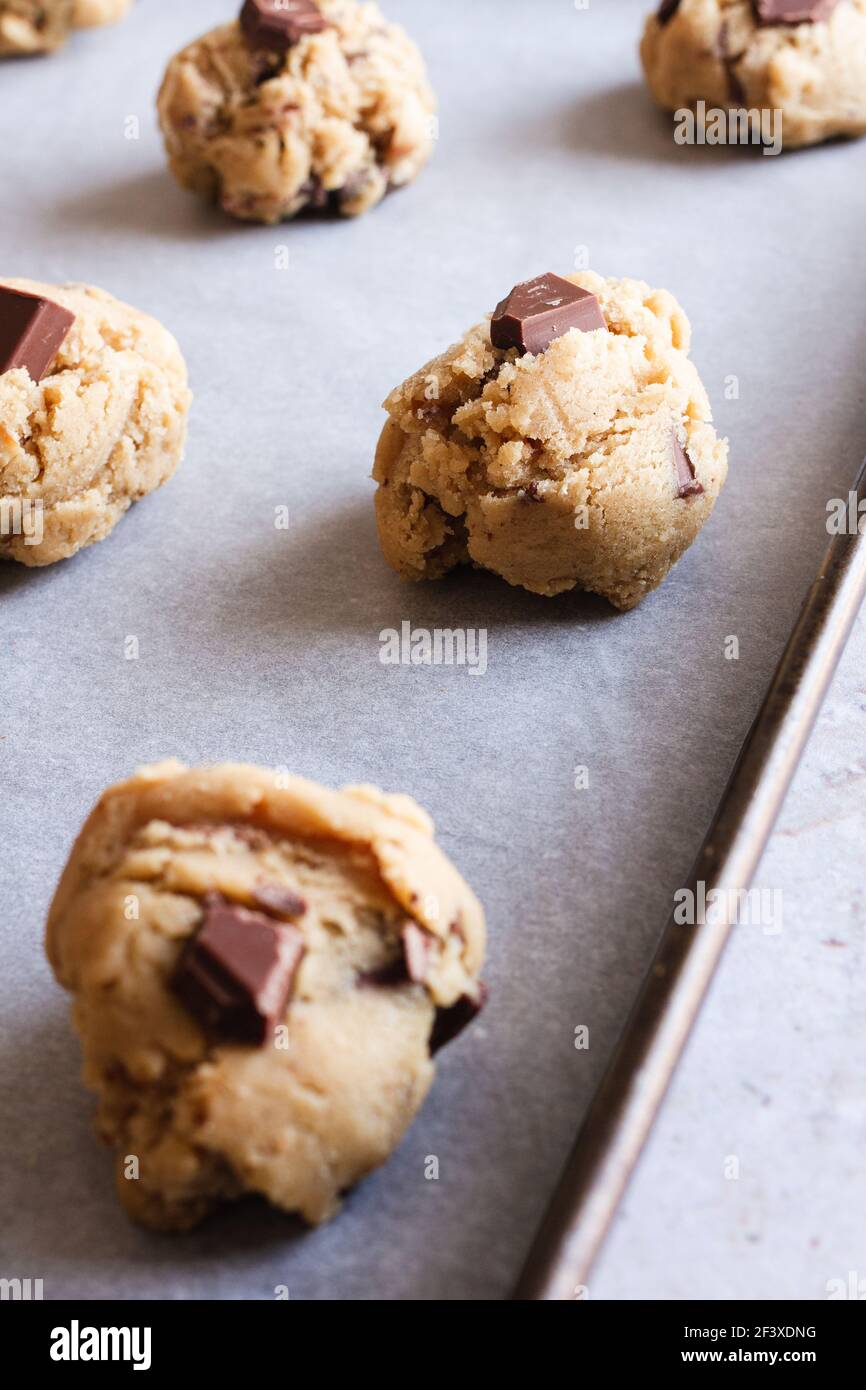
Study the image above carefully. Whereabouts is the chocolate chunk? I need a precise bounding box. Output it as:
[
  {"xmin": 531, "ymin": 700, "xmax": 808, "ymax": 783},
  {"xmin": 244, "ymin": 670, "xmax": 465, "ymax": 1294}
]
[
  {"xmin": 173, "ymin": 896, "xmax": 304, "ymax": 1046},
  {"xmin": 252, "ymin": 881, "xmax": 308, "ymax": 920},
  {"xmin": 335, "ymin": 168, "xmax": 377, "ymax": 211},
  {"xmin": 401, "ymin": 922, "xmax": 432, "ymax": 985},
  {"xmin": 298, "ymin": 175, "xmax": 330, "ymax": 211},
  {"xmin": 358, "ymin": 921, "xmax": 432, "ymax": 988},
  {"xmin": 754, "ymin": 0, "xmax": 837, "ymax": 22},
  {"xmin": 430, "ymin": 983, "xmax": 487, "ymax": 1055},
  {"xmin": 657, "ymin": 0, "xmax": 682, "ymax": 23},
  {"xmin": 718, "ymin": 22, "xmax": 747, "ymax": 104},
  {"xmin": 358, "ymin": 956, "xmax": 408, "ymax": 988},
  {"xmin": 490, "ymin": 274, "xmax": 606, "ymax": 358},
  {"xmin": 672, "ymin": 433, "xmax": 704, "ymax": 499},
  {"xmin": 0, "ymin": 286, "xmax": 74, "ymax": 382},
  {"xmin": 478, "ymin": 364, "xmax": 502, "ymax": 391},
  {"xmin": 240, "ymin": 0, "xmax": 327, "ymax": 51}
]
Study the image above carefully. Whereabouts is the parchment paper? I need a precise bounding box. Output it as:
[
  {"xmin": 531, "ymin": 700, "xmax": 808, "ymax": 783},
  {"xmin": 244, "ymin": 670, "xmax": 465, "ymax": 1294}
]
[{"xmin": 1, "ymin": 0, "xmax": 864, "ymax": 1301}]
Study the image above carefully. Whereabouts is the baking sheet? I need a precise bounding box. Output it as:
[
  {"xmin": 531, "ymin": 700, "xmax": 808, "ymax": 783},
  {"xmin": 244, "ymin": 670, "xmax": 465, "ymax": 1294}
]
[{"xmin": 1, "ymin": 0, "xmax": 865, "ymax": 1301}]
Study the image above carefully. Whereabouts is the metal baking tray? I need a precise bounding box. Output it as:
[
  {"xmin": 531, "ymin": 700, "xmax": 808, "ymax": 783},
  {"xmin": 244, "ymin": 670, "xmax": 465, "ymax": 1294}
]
[{"xmin": 2, "ymin": 0, "xmax": 864, "ymax": 1300}]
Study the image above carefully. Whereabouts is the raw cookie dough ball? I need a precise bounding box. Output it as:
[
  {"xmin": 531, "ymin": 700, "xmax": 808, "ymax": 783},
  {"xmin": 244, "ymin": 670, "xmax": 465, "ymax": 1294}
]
[
  {"xmin": 157, "ymin": 0, "xmax": 437, "ymax": 223},
  {"xmin": 373, "ymin": 272, "xmax": 728, "ymax": 611},
  {"xmin": 0, "ymin": 0, "xmax": 72, "ymax": 51},
  {"xmin": 0, "ymin": 0, "xmax": 130, "ymax": 55},
  {"xmin": 46, "ymin": 762, "xmax": 486, "ymax": 1231},
  {"xmin": 641, "ymin": 0, "xmax": 866, "ymax": 149},
  {"xmin": 0, "ymin": 279, "xmax": 190, "ymax": 567},
  {"xmin": 73, "ymin": 0, "xmax": 131, "ymax": 28}
]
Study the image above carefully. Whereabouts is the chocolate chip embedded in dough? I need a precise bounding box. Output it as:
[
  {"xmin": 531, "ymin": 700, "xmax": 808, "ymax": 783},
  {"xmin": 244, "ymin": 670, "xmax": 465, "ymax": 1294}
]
[
  {"xmin": 754, "ymin": 0, "xmax": 838, "ymax": 23},
  {"xmin": 430, "ymin": 983, "xmax": 488, "ymax": 1054},
  {"xmin": 657, "ymin": 0, "xmax": 682, "ymax": 24},
  {"xmin": 490, "ymin": 274, "xmax": 606, "ymax": 358},
  {"xmin": 240, "ymin": 0, "xmax": 327, "ymax": 53},
  {"xmin": 357, "ymin": 956, "xmax": 408, "ymax": 988},
  {"xmin": 0, "ymin": 286, "xmax": 75, "ymax": 382},
  {"xmin": 173, "ymin": 896, "xmax": 305, "ymax": 1046},
  {"xmin": 673, "ymin": 433, "xmax": 704, "ymax": 499},
  {"xmin": 252, "ymin": 881, "xmax": 308, "ymax": 921},
  {"xmin": 717, "ymin": 22, "xmax": 748, "ymax": 105},
  {"xmin": 298, "ymin": 175, "xmax": 330, "ymax": 211},
  {"xmin": 358, "ymin": 921, "xmax": 432, "ymax": 988},
  {"xmin": 335, "ymin": 167, "xmax": 384, "ymax": 214}
]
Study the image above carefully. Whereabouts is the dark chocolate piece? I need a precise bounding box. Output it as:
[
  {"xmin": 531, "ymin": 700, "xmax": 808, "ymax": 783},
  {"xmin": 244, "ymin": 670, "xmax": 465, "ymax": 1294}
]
[
  {"xmin": 357, "ymin": 921, "xmax": 432, "ymax": 988},
  {"xmin": 357, "ymin": 956, "xmax": 408, "ymax": 988},
  {"xmin": 657, "ymin": 0, "xmax": 682, "ymax": 23},
  {"xmin": 717, "ymin": 22, "xmax": 747, "ymax": 104},
  {"xmin": 298, "ymin": 175, "xmax": 330, "ymax": 211},
  {"xmin": 173, "ymin": 896, "xmax": 304, "ymax": 1045},
  {"xmin": 754, "ymin": 0, "xmax": 837, "ymax": 22},
  {"xmin": 672, "ymin": 433, "xmax": 704, "ymax": 499},
  {"xmin": 240, "ymin": 0, "xmax": 327, "ymax": 51},
  {"xmin": 336, "ymin": 168, "xmax": 377, "ymax": 210},
  {"xmin": 0, "ymin": 286, "xmax": 74, "ymax": 382},
  {"xmin": 252, "ymin": 880, "xmax": 308, "ymax": 920},
  {"xmin": 430, "ymin": 983, "xmax": 488, "ymax": 1055},
  {"xmin": 491, "ymin": 274, "xmax": 606, "ymax": 358}
]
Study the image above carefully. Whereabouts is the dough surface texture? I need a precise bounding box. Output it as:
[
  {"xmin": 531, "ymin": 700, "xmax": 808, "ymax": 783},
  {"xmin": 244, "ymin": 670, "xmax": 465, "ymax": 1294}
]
[
  {"xmin": 0, "ymin": 0, "xmax": 130, "ymax": 54},
  {"xmin": 641, "ymin": 0, "xmax": 866, "ymax": 149},
  {"xmin": 373, "ymin": 272, "xmax": 728, "ymax": 610},
  {"xmin": 0, "ymin": 279, "xmax": 190, "ymax": 567},
  {"xmin": 157, "ymin": 1, "xmax": 436, "ymax": 222}
]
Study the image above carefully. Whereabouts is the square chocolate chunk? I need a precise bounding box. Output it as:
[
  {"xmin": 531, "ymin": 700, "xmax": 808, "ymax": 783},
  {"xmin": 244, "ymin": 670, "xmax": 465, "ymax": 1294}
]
[
  {"xmin": 491, "ymin": 274, "xmax": 606, "ymax": 357},
  {"xmin": 0, "ymin": 286, "xmax": 74, "ymax": 382},
  {"xmin": 173, "ymin": 896, "xmax": 305, "ymax": 1045},
  {"xmin": 240, "ymin": 0, "xmax": 327, "ymax": 52}
]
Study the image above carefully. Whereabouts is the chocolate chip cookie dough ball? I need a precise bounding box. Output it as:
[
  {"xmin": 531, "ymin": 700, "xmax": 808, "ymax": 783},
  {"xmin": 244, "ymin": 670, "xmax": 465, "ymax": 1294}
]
[
  {"xmin": 641, "ymin": 1, "xmax": 866, "ymax": 149},
  {"xmin": 0, "ymin": 280, "xmax": 190, "ymax": 566},
  {"xmin": 73, "ymin": 0, "xmax": 130, "ymax": 26},
  {"xmin": 0, "ymin": 0, "xmax": 130, "ymax": 56},
  {"xmin": 0, "ymin": 0, "xmax": 71, "ymax": 51},
  {"xmin": 46, "ymin": 762, "xmax": 486, "ymax": 1231},
  {"xmin": 373, "ymin": 273, "xmax": 728, "ymax": 611},
  {"xmin": 157, "ymin": 0, "xmax": 437, "ymax": 224}
]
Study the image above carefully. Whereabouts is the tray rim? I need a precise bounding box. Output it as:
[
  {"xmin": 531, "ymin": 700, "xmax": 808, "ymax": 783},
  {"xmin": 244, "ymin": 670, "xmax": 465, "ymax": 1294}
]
[{"xmin": 513, "ymin": 455, "xmax": 866, "ymax": 1301}]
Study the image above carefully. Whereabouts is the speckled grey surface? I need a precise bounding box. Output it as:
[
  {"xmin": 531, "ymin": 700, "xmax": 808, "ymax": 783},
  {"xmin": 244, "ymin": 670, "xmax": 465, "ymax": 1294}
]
[{"xmin": 1, "ymin": 0, "xmax": 864, "ymax": 1301}]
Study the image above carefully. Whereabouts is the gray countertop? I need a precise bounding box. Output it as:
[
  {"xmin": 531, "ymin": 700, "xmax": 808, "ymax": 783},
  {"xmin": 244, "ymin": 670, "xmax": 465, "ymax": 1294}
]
[
  {"xmin": 593, "ymin": 613, "xmax": 866, "ymax": 1300},
  {"xmin": 1, "ymin": 0, "xmax": 864, "ymax": 1300}
]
